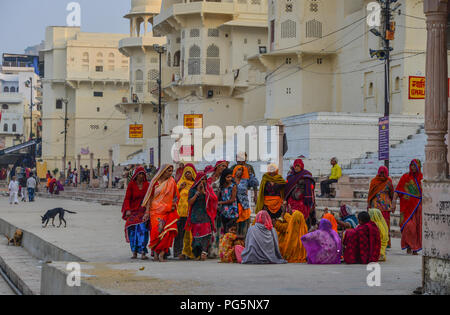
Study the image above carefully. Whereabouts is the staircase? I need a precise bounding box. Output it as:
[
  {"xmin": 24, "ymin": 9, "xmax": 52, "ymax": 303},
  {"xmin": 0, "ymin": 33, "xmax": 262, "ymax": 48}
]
[{"xmin": 342, "ymin": 124, "xmax": 426, "ymax": 177}]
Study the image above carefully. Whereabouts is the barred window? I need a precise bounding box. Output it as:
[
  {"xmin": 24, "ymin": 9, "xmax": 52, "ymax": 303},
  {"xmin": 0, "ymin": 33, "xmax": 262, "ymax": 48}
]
[
  {"xmin": 206, "ymin": 44, "xmax": 220, "ymax": 75},
  {"xmin": 173, "ymin": 50, "xmax": 180, "ymax": 67},
  {"xmin": 188, "ymin": 45, "xmax": 201, "ymax": 75},
  {"xmin": 190, "ymin": 28, "xmax": 200, "ymax": 38},
  {"xmin": 207, "ymin": 44, "xmax": 219, "ymax": 58},
  {"xmin": 281, "ymin": 20, "xmax": 296, "ymax": 38},
  {"xmin": 208, "ymin": 28, "xmax": 219, "ymax": 37},
  {"xmin": 148, "ymin": 81, "xmax": 158, "ymax": 95},
  {"xmin": 148, "ymin": 69, "xmax": 159, "ymax": 81},
  {"xmin": 306, "ymin": 19, "xmax": 322, "ymax": 38}
]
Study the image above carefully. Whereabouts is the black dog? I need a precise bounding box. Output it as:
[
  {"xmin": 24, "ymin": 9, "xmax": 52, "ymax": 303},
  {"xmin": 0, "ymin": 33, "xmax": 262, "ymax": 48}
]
[{"xmin": 41, "ymin": 208, "xmax": 77, "ymax": 228}]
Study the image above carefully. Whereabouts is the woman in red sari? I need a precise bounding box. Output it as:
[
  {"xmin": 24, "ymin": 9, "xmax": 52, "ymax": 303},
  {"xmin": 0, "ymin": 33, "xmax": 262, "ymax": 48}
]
[
  {"xmin": 142, "ymin": 164, "xmax": 180, "ymax": 262},
  {"xmin": 121, "ymin": 167, "xmax": 150, "ymax": 260},
  {"xmin": 367, "ymin": 166, "xmax": 394, "ymax": 247},
  {"xmin": 343, "ymin": 211, "xmax": 381, "ymax": 264},
  {"xmin": 391, "ymin": 159, "xmax": 423, "ymax": 255}
]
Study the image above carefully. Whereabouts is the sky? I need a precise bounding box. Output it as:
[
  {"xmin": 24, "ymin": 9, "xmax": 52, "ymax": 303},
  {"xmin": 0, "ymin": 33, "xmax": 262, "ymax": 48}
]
[{"xmin": 0, "ymin": 0, "xmax": 131, "ymax": 56}]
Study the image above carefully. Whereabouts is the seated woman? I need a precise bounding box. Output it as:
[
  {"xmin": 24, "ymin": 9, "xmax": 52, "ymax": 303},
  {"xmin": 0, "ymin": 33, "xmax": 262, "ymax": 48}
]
[
  {"xmin": 236, "ymin": 211, "xmax": 287, "ymax": 264},
  {"xmin": 274, "ymin": 211, "xmax": 308, "ymax": 263},
  {"xmin": 337, "ymin": 205, "xmax": 358, "ymax": 230},
  {"xmin": 368, "ymin": 208, "xmax": 389, "ymax": 261},
  {"xmin": 285, "ymin": 159, "xmax": 316, "ymax": 228},
  {"xmin": 301, "ymin": 218, "xmax": 342, "ymax": 264},
  {"xmin": 255, "ymin": 164, "xmax": 286, "ymax": 220},
  {"xmin": 219, "ymin": 223, "xmax": 245, "ymax": 263},
  {"xmin": 343, "ymin": 211, "xmax": 381, "ymax": 264}
]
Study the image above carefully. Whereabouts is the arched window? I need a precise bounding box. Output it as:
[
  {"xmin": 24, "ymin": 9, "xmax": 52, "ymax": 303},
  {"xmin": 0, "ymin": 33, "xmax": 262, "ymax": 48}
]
[
  {"xmin": 173, "ymin": 50, "xmax": 180, "ymax": 67},
  {"xmin": 206, "ymin": 44, "xmax": 220, "ymax": 75},
  {"xmin": 369, "ymin": 82, "xmax": 374, "ymax": 97},
  {"xmin": 3, "ymin": 124, "xmax": 8, "ymax": 132},
  {"xmin": 188, "ymin": 45, "xmax": 201, "ymax": 75},
  {"xmin": 395, "ymin": 77, "xmax": 400, "ymax": 91},
  {"xmin": 3, "ymin": 87, "xmax": 9, "ymax": 92},
  {"xmin": 10, "ymin": 87, "xmax": 16, "ymax": 93},
  {"xmin": 82, "ymin": 52, "xmax": 89, "ymax": 71},
  {"xmin": 12, "ymin": 124, "xmax": 16, "ymax": 133},
  {"xmin": 135, "ymin": 69, "xmax": 144, "ymax": 81},
  {"xmin": 1, "ymin": 104, "xmax": 8, "ymax": 110},
  {"xmin": 108, "ymin": 53, "xmax": 115, "ymax": 71},
  {"xmin": 167, "ymin": 52, "xmax": 171, "ymax": 67}
]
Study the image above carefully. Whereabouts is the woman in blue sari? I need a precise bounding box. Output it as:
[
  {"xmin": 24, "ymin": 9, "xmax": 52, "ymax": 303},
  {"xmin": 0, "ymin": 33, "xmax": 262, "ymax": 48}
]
[{"xmin": 337, "ymin": 204, "xmax": 358, "ymax": 230}]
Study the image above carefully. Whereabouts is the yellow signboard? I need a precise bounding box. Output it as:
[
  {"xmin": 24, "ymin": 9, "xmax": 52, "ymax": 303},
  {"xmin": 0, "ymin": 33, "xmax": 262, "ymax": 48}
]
[
  {"xmin": 129, "ymin": 124, "xmax": 143, "ymax": 138},
  {"xmin": 184, "ymin": 114, "xmax": 203, "ymax": 129},
  {"xmin": 408, "ymin": 76, "xmax": 425, "ymax": 99}
]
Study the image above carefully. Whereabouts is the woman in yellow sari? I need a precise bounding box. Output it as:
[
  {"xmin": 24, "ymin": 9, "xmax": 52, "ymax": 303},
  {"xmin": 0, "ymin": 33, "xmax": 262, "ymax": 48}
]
[
  {"xmin": 142, "ymin": 164, "xmax": 180, "ymax": 262},
  {"xmin": 274, "ymin": 211, "xmax": 308, "ymax": 263},
  {"xmin": 368, "ymin": 208, "xmax": 389, "ymax": 261},
  {"xmin": 256, "ymin": 164, "xmax": 286, "ymax": 219},
  {"xmin": 174, "ymin": 164, "xmax": 197, "ymax": 260}
]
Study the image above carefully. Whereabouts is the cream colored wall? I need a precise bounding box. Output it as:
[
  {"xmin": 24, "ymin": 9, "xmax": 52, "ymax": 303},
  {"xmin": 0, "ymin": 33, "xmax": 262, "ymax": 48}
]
[{"xmin": 42, "ymin": 27, "xmax": 130, "ymax": 171}]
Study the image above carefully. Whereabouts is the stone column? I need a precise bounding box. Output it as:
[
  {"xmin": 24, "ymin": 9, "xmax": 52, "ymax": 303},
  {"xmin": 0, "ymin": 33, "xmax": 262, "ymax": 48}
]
[
  {"xmin": 108, "ymin": 149, "xmax": 113, "ymax": 189},
  {"xmin": 424, "ymin": 0, "xmax": 449, "ymax": 180},
  {"xmin": 89, "ymin": 153, "xmax": 94, "ymax": 186}
]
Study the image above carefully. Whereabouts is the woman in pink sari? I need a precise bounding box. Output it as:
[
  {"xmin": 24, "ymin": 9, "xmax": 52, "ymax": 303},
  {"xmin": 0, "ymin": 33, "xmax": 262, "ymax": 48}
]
[{"xmin": 142, "ymin": 164, "xmax": 180, "ymax": 262}]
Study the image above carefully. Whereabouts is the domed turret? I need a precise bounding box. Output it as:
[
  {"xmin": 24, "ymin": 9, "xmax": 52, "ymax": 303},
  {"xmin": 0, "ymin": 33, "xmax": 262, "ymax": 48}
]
[{"xmin": 129, "ymin": 0, "xmax": 161, "ymax": 16}]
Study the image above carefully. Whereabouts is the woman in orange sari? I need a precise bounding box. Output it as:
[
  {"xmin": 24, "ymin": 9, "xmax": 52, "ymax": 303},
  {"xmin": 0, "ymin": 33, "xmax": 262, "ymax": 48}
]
[
  {"xmin": 367, "ymin": 166, "xmax": 394, "ymax": 246},
  {"xmin": 142, "ymin": 164, "xmax": 180, "ymax": 262},
  {"xmin": 274, "ymin": 211, "xmax": 308, "ymax": 263}
]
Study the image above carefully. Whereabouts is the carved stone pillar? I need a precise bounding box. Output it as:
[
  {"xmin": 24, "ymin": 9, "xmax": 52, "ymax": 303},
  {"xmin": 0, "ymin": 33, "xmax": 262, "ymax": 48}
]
[{"xmin": 424, "ymin": 0, "xmax": 449, "ymax": 180}]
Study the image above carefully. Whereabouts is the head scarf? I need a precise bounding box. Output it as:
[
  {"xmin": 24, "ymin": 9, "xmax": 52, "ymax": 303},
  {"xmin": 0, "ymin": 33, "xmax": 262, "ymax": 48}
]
[
  {"xmin": 293, "ymin": 159, "xmax": 304, "ymax": 171},
  {"xmin": 232, "ymin": 164, "xmax": 250, "ymax": 180},
  {"xmin": 339, "ymin": 204, "xmax": 353, "ymax": 218},
  {"xmin": 215, "ymin": 160, "xmax": 229, "ymax": 169},
  {"xmin": 368, "ymin": 166, "xmax": 393, "ymax": 204},
  {"xmin": 409, "ymin": 159, "xmax": 423, "ymax": 180},
  {"xmin": 141, "ymin": 164, "xmax": 173, "ymax": 208},
  {"xmin": 255, "ymin": 210, "xmax": 273, "ymax": 230},
  {"xmin": 322, "ymin": 212, "xmax": 338, "ymax": 233},
  {"xmin": 130, "ymin": 166, "xmax": 147, "ymax": 182},
  {"xmin": 267, "ymin": 163, "xmax": 278, "ymax": 173},
  {"xmin": 255, "ymin": 172, "xmax": 286, "ymax": 213},
  {"xmin": 368, "ymin": 208, "xmax": 389, "ymax": 261},
  {"xmin": 179, "ymin": 163, "xmax": 197, "ymax": 183}
]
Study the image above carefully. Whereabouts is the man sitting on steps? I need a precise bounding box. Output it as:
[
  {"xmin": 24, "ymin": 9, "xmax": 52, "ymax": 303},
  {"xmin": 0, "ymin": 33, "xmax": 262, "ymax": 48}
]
[{"xmin": 318, "ymin": 157, "xmax": 342, "ymax": 198}]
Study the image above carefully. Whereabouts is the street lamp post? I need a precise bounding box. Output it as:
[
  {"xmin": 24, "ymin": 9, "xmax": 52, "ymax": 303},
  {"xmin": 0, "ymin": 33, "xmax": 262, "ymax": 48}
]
[
  {"xmin": 153, "ymin": 44, "xmax": 166, "ymax": 168},
  {"xmin": 25, "ymin": 77, "xmax": 34, "ymax": 167}
]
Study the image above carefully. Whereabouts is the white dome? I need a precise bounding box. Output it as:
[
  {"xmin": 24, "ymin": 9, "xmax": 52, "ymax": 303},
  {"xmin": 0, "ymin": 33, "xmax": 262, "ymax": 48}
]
[{"xmin": 130, "ymin": 0, "xmax": 161, "ymax": 15}]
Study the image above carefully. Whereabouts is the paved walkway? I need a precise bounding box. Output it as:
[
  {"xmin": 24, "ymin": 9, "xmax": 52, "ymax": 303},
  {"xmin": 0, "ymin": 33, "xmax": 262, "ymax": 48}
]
[
  {"xmin": 0, "ymin": 196, "xmax": 422, "ymax": 295},
  {"xmin": 0, "ymin": 276, "xmax": 14, "ymax": 295}
]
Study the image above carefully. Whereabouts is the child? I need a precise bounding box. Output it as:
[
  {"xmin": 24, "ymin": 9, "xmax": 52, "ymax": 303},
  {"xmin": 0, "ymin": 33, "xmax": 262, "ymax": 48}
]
[
  {"xmin": 9, "ymin": 176, "xmax": 19, "ymax": 205},
  {"xmin": 218, "ymin": 168, "xmax": 238, "ymax": 234},
  {"xmin": 219, "ymin": 223, "xmax": 245, "ymax": 263}
]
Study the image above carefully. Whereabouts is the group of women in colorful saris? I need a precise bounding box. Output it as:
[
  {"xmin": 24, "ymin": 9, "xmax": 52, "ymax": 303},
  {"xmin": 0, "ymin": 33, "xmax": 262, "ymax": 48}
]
[
  {"xmin": 120, "ymin": 157, "xmax": 423, "ymax": 263},
  {"xmin": 367, "ymin": 159, "xmax": 423, "ymax": 256}
]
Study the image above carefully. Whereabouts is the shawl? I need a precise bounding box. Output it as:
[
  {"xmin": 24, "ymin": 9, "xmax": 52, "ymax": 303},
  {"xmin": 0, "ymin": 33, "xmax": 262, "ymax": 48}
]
[
  {"xmin": 368, "ymin": 166, "xmax": 393, "ymax": 205},
  {"xmin": 141, "ymin": 164, "xmax": 173, "ymax": 208},
  {"xmin": 277, "ymin": 211, "xmax": 308, "ymax": 263},
  {"xmin": 368, "ymin": 208, "xmax": 389, "ymax": 261},
  {"xmin": 256, "ymin": 172, "xmax": 286, "ymax": 213},
  {"xmin": 285, "ymin": 159, "xmax": 315, "ymax": 209},
  {"xmin": 343, "ymin": 221, "xmax": 381, "ymax": 264},
  {"xmin": 301, "ymin": 219, "xmax": 342, "ymax": 264},
  {"xmin": 241, "ymin": 211, "xmax": 287, "ymax": 264},
  {"xmin": 395, "ymin": 159, "xmax": 423, "ymax": 231}
]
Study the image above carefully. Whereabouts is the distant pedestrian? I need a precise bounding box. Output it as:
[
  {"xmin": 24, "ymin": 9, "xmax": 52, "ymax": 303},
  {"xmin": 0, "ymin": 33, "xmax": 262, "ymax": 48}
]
[
  {"xmin": 27, "ymin": 172, "xmax": 37, "ymax": 202},
  {"xmin": 9, "ymin": 176, "xmax": 19, "ymax": 205},
  {"xmin": 318, "ymin": 157, "xmax": 342, "ymax": 198}
]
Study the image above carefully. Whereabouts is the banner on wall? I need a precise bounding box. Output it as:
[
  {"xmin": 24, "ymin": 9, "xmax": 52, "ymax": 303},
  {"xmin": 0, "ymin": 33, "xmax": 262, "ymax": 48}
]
[
  {"xmin": 129, "ymin": 124, "xmax": 143, "ymax": 139},
  {"xmin": 184, "ymin": 114, "xmax": 203, "ymax": 129}
]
